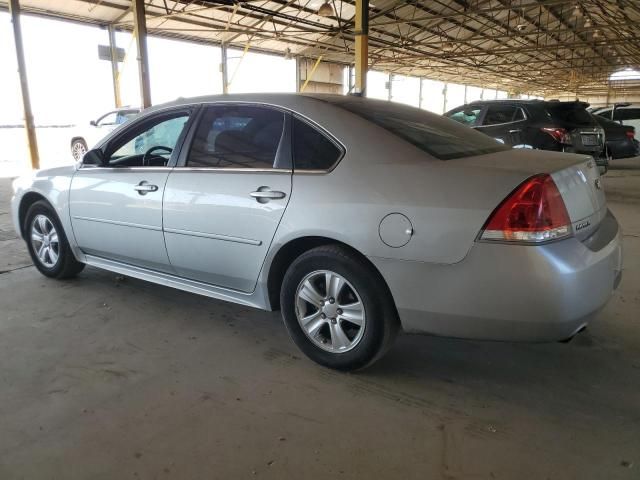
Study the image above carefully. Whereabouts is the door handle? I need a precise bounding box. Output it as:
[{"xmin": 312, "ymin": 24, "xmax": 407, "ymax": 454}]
[
  {"xmin": 134, "ymin": 181, "xmax": 158, "ymax": 195},
  {"xmin": 250, "ymin": 187, "xmax": 286, "ymax": 203}
]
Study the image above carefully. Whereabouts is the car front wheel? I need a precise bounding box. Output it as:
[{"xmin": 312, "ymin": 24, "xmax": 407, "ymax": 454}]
[
  {"xmin": 280, "ymin": 245, "xmax": 399, "ymax": 371},
  {"xmin": 24, "ymin": 200, "xmax": 85, "ymax": 279}
]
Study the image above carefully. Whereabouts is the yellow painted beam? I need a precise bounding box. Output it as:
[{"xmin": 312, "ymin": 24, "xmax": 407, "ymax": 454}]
[
  {"xmin": 227, "ymin": 43, "xmax": 250, "ymax": 90},
  {"xmin": 9, "ymin": 0, "xmax": 39, "ymax": 170},
  {"xmin": 300, "ymin": 56, "xmax": 323, "ymax": 93}
]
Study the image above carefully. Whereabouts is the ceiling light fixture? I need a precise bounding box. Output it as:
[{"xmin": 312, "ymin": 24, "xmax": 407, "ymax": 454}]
[{"xmin": 318, "ymin": 1, "xmax": 334, "ymax": 17}]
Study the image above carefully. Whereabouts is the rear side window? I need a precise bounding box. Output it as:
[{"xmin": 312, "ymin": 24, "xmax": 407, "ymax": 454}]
[
  {"xmin": 448, "ymin": 108, "xmax": 481, "ymax": 126},
  {"xmin": 292, "ymin": 117, "xmax": 342, "ymax": 170},
  {"xmin": 332, "ymin": 100, "xmax": 507, "ymax": 160},
  {"xmin": 546, "ymin": 104, "xmax": 594, "ymax": 126},
  {"xmin": 187, "ymin": 105, "xmax": 285, "ymax": 169}
]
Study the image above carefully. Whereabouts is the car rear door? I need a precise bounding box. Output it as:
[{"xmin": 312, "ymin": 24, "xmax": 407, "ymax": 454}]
[
  {"xmin": 475, "ymin": 104, "xmax": 528, "ymax": 146},
  {"xmin": 162, "ymin": 104, "xmax": 292, "ymax": 293},
  {"xmin": 69, "ymin": 108, "xmax": 194, "ymax": 273}
]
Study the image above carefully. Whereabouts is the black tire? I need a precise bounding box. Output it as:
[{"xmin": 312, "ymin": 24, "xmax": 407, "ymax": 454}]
[
  {"xmin": 71, "ymin": 138, "xmax": 88, "ymax": 161},
  {"xmin": 280, "ymin": 244, "xmax": 399, "ymax": 371},
  {"xmin": 24, "ymin": 200, "xmax": 85, "ymax": 279}
]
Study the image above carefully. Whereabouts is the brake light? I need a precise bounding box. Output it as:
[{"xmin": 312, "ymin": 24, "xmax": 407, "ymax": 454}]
[
  {"xmin": 480, "ymin": 174, "xmax": 571, "ymax": 243},
  {"xmin": 541, "ymin": 127, "xmax": 572, "ymax": 145},
  {"xmin": 625, "ymin": 130, "xmax": 635, "ymax": 140}
]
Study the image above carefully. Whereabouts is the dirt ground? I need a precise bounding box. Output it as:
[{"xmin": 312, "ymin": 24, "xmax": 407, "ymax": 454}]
[{"xmin": 0, "ymin": 160, "xmax": 639, "ymax": 480}]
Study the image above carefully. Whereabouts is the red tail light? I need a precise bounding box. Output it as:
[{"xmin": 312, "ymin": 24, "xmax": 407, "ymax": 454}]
[
  {"xmin": 625, "ymin": 130, "xmax": 635, "ymax": 140},
  {"xmin": 541, "ymin": 127, "xmax": 572, "ymax": 145},
  {"xmin": 480, "ymin": 174, "xmax": 571, "ymax": 243}
]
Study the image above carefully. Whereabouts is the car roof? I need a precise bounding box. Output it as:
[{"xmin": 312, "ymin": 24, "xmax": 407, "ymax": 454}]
[{"xmin": 467, "ymin": 99, "xmax": 590, "ymax": 108}]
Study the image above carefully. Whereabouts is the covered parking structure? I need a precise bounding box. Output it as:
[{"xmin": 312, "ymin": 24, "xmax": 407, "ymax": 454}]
[
  {"xmin": 1, "ymin": 2, "xmax": 640, "ymax": 479},
  {"xmin": 3, "ymin": 0, "xmax": 640, "ymax": 168}
]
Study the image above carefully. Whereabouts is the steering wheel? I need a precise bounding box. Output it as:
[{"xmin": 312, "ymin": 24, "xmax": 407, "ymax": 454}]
[{"xmin": 142, "ymin": 146, "xmax": 173, "ymax": 166}]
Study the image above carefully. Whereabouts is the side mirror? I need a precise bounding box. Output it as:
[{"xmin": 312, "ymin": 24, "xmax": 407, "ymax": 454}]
[
  {"xmin": 90, "ymin": 120, "xmax": 97, "ymax": 126},
  {"xmin": 82, "ymin": 148, "xmax": 105, "ymax": 166}
]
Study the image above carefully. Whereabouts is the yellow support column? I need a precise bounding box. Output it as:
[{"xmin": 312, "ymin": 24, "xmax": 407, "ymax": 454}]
[
  {"xmin": 9, "ymin": 0, "xmax": 39, "ymax": 170},
  {"xmin": 354, "ymin": 0, "xmax": 368, "ymax": 95}
]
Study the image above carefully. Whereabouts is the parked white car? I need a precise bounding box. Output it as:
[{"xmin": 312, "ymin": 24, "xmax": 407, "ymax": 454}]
[{"xmin": 70, "ymin": 107, "xmax": 139, "ymax": 161}]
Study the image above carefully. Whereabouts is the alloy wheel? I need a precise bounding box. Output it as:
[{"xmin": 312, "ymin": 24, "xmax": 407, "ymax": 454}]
[
  {"xmin": 72, "ymin": 142, "xmax": 87, "ymax": 161},
  {"xmin": 30, "ymin": 214, "xmax": 60, "ymax": 268},
  {"xmin": 295, "ymin": 270, "xmax": 366, "ymax": 353}
]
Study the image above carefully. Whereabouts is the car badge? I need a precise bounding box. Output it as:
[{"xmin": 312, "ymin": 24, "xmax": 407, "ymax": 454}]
[{"xmin": 595, "ymin": 178, "xmax": 602, "ymax": 190}]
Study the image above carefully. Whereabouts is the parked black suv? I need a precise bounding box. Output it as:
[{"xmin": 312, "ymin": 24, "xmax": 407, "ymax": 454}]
[{"xmin": 444, "ymin": 100, "xmax": 607, "ymax": 169}]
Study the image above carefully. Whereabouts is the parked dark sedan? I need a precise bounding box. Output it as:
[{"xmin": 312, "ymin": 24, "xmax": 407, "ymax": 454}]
[
  {"xmin": 592, "ymin": 114, "xmax": 638, "ymax": 160},
  {"xmin": 445, "ymin": 100, "xmax": 607, "ymax": 169}
]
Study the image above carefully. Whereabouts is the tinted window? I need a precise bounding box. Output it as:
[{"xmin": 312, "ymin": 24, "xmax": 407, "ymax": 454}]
[
  {"xmin": 330, "ymin": 99, "xmax": 507, "ymax": 160},
  {"xmin": 293, "ymin": 118, "xmax": 342, "ymax": 170},
  {"xmin": 448, "ymin": 108, "xmax": 481, "ymax": 126},
  {"xmin": 482, "ymin": 105, "xmax": 520, "ymax": 125},
  {"xmin": 613, "ymin": 108, "xmax": 639, "ymax": 120},
  {"xmin": 546, "ymin": 104, "xmax": 594, "ymax": 126},
  {"xmin": 188, "ymin": 106, "xmax": 284, "ymax": 169}
]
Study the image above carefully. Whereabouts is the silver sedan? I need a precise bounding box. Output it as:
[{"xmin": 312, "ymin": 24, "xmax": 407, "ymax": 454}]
[{"xmin": 11, "ymin": 94, "xmax": 623, "ymax": 370}]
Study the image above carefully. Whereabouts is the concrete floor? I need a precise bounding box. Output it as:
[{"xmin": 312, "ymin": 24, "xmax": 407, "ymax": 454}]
[{"xmin": 0, "ymin": 161, "xmax": 639, "ymax": 480}]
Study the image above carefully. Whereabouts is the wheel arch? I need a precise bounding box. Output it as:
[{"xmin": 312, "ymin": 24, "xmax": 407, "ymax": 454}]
[
  {"xmin": 265, "ymin": 236, "xmax": 398, "ymax": 316},
  {"xmin": 18, "ymin": 191, "xmax": 50, "ymax": 238},
  {"xmin": 70, "ymin": 136, "xmax": 86, "ymax": 147}
]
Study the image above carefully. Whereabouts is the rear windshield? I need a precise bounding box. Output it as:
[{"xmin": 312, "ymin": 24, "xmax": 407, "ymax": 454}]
[
  {"xmin": 546, "ymin": 104, "xmax": 594, "ymax": 126},
  {"xmin": 614, "ymin": 108, "xmax": 640, "ymax": 121},
  {"xmin": 323, "ymin": 98, "xmax": 508, "ymax": 160}
]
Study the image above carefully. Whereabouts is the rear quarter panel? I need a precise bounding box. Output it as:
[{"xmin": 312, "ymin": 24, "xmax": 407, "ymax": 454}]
[{"xmin": 271, "ymin": 121, "xmax": 531, "ymax": 265}]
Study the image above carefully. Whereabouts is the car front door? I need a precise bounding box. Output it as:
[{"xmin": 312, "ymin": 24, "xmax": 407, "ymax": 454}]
[
  {"xmin": 69, "ymin": 108, "xmax": 194, "ymax": 272},
  {"xmin": 162, "ymin": 104, "xmax": 292, "ymax": 293}
]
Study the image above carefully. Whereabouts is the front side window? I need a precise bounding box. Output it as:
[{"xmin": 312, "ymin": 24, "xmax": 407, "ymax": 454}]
[
  {"xmin": 448, "ymin": 107, "xmax": 482, "ymax": 126},
  {"xmin": 292, "ymin": 118, "xmax": 342, "ymax": 170},
  {"xmin": 105, "ymin": 113, "xmax": 190, "ymax": 167},
  {"xmin": 187, "ymin": 105, "xmax": 285, "ymax": 169}
]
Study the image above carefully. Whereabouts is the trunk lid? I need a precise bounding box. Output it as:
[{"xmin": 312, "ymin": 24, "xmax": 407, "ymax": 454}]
[
  {"xmin": 452, "ymin": 149, "xmax": 607, "ymax": 241},
  {"xmin": 551, "ymin": 157, "xmax": 607, "ymax": 241}
]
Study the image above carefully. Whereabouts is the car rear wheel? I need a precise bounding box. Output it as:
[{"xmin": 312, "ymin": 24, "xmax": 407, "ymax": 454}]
[
  {"xmin": 71, "ymin": 138, "xmax": 88, "ymax": 161},
  {"xmin": 25, "ymin": 200, "xmax": 85, "ymax": 279},
  {"xmin": 280, "ymin": 245, "xmax": 399, "ymax": 371}
]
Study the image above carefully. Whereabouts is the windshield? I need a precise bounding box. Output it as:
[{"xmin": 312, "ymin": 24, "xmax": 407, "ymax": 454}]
[{"xmin": 322, "ymin": 97, "xmax": 509, "ymax": 160}]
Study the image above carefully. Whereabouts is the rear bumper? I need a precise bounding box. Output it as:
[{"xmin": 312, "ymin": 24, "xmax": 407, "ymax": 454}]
[{"xmin": 370, "ymin": 210, "xmax": 622, "ymax": 342}]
